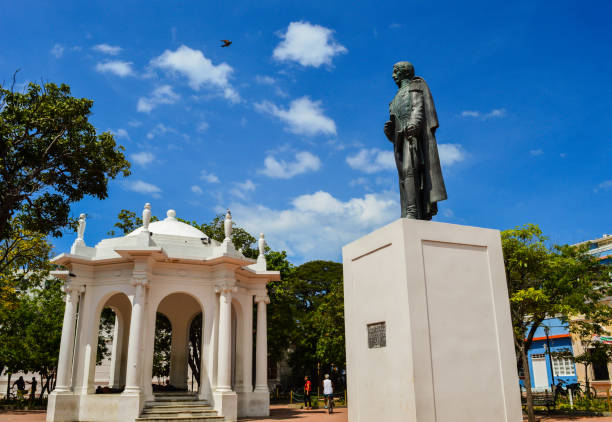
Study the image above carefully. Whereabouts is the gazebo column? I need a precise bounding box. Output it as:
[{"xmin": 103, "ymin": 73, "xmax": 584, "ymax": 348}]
[
  {"xmin": 108, "ymin": 313, "xmax": 124, "ymax": 388},
  {"xmin": 213, "ymin": 281, "xmax": 238, "ymax": 422},
  {"xmin": 216, "ymin": 284, "xmax": 235, "ymax": 392},
  {"xmin": 55, "ymin": 284, "xmax": 83, "ymax": 392},
  {"xmin": 242, "ymin": 295, "xmax": 253, "ymax": 393},
  {"xmin": 123, "ymin": 276, "xmax": 148, "ymax": 395},
  {"xmin": 254, "ymin": 294, "xmax": 270, "ymax": 393}
]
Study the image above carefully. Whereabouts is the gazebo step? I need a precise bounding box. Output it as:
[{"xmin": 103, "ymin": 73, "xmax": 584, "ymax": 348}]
[
  {"xmin": 143, "ymin": 410, "xmax": 217, "ymax": 416},
  {"xmin": 143, "ymin": 406, "xmax": 214, "ymax": 412},
  {"xmin": 148, "ymin": 401, "xmax": 211, "ymax": 407},
  {"xmin": 153, "ymin": 395, "xmax": 200, "ymax": 401},
  {"xmin": 142, "ymin": 413, "xmax": 218, "ymax": 418}
]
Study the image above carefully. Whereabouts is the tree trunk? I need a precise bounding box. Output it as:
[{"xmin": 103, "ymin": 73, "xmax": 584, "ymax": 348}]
[
  {"xmin": 520, "ymin": 345, "xmax": 536, "ymax": 422},
  {"xmin": 6, "ymin": 373, "xmax": 11, "ymax": 400}
]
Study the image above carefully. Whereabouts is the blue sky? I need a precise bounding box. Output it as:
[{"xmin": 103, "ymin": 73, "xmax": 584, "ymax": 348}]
[{"xmin": 2, "ymin": 0, "xmax": 611, "ymax": 263}]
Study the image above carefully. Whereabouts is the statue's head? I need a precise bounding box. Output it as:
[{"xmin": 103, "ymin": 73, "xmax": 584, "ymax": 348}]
[{"xmin": 392, "ymin": 61, "xmax": 415, "ymax": 86}]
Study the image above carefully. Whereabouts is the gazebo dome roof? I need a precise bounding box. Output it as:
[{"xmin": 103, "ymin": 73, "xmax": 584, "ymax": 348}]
[{"xmin": 126, "ymin": 209, "xmax": 207, "ymax": 239}]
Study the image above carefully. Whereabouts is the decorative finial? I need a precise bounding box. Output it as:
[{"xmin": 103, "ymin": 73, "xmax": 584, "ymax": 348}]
[
  {"xmin": 143, "ymin": 203, "xmax": 151, "ymax": 230},
  {"xmin": 167, "ymin": 209, "xmax": 177, "ymax": 220},
  {"xmin": 77, "ymin": 213, "xmax": 86, "ymax": 242},
  {"xmin": 258, "ymin": 233, "xmax": 266, "ymax": 257},
  {"xmin": 224, "ymin": 209, "xmax": 233, "ymax": 239}
]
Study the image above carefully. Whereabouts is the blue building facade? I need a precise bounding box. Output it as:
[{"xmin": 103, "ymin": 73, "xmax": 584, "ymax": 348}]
[{"xmin": 523, "ymin": 318, "xmax": 578, "ymax": 391}]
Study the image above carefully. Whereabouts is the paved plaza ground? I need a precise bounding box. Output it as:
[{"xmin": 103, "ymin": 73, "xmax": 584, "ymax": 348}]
[{"xmin": 2, "ymin": 406, "xmax": 612, "ymax": 421}]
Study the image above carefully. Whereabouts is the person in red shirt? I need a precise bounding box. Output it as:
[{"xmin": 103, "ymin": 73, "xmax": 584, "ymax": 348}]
[{"xmin": 304, "ymin": 376, "xmax": 312, "ymax": 409}]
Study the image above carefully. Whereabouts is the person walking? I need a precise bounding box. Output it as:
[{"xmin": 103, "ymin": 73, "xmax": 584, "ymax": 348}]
[
  {"xmin": 304, "ymin": 376, "xmax": 312, "ymax": 409},
  {"xmin": 323, "ymin": 374, "xmax": 333, "ymax": 412},
  {"xmin": 27, "ymin": 377, "xmax": 37, "ymax": 400}
]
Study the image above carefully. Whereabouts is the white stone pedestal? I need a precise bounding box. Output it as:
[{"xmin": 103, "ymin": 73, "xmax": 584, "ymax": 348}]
[
  {"xmin": 213, "ymin": 391, "xmax": 237, "ymax": 421},
  {"xmin": 342, "ymin": 218, "xmax": 522, "ymax": 422}
]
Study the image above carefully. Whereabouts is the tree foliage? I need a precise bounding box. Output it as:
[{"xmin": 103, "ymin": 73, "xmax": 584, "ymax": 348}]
[
  {"xmin": 0, "ymin": 220, "xmax": 54, "ymax": 397},
  {"xmin": 502, "ymin": 224, "xmax": 612, "ymax": 422},
  {"xmin": 0, "ymin": 79, "xmax": 130, "ymax": 240},
  {"xmin": 283, "ymin": 261, "xmax": 345, "ymax": 386},
  {"xmin": 0, "ymin": 277, "xmax": 64, "ymax": 399},
  {"xmin": 153, "ymin": 313, "xmax": 172, "ymax": 381}
]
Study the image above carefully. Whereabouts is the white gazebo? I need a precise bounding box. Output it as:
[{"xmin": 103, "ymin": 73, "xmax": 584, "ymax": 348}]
[{"xmin": 47, "ymin": 205, "xmax": 279, "ymax": 422}]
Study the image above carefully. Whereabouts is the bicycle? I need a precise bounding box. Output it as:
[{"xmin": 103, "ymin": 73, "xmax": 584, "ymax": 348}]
[{"xmin": 326, "ymin": 394, "xmax": 334, "ymax": 414}]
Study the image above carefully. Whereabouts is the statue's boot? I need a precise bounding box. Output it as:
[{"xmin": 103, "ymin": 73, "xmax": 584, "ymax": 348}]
[{"xmin": 399, "ymin": 175, "xmax": 422, "ymax": 219}]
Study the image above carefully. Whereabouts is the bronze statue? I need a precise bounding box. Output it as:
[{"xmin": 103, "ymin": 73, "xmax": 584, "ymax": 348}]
[{"xmin": 384, "ymin": 62, "xmax": 447, "ymax": 220}]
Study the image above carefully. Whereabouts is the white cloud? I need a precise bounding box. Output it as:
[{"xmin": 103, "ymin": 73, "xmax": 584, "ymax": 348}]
[
  {"xmin": 146, "ymin": 123, "xmax": 176, "ymax": 140},
  {"xmin": 95, "ymin": 60, "xmax": 135, "ymax": 77},
  {"xmin": 254, "ymin": 96, "xmax": 336, "ymax": 136},
  {"xmin": 50, "ymin": 44, "xmax": 64, "ymax": 58},
  {"xmin": 273, "ymin": 21, "xmax": 347, "ymax": 68},
  {"xmin": 124, "ymin": 180, "xmax": 162, "ymax": 198},
  {"xmin": 461, "ymin": 108, "xmax": 506, "ymax": 119},
  {"xmin": 438, "ymin": 143, "xmax": 465, "ymax": 166},
  {"xmin": 346, "ymin": 148, "xmax": 395, "ymax": 173},
  {"xmin": 151, "ymin": 45, "xmax": 239, "ymax": 102},
  {"xmin": 128, "ymin": 120, "xmax": 142, "ymax": 127},
  {"xmin": 442, "ymin": 208, "xmax": 454, "ymax": 218},
  {"xmin": 348, "ymin": 144, "xmax": 464, "ymax": 173},
  {"xmin": 191, "ymin": 185, "xmax": 203, "ymax": 195},
  {"xmin": 530, "ymin": 149, "xmax": 544, "ymax": 156},
  {"xmin": 197, "ymin": 121, "xmax": 209, "ymax": 132},
  {"xmin": 113, "ymin": 128, "xmax": 129, "ymax": 139},
  {"xmin": 230, "ymin": 190, "xmax": 397, "ymax": 261},
  {"xmin": 595, "ymin": 180, "xmax": 612, "ymax": 192},
  {"xmin": 92, "ymin": 44, "xmax": 122, "ymax": 55},
  {"xmin": 137, "ymin": 85, "xmax": 179, "ymax": 113},
  {"xmin": 349, "ymin": 177, "xmax": 369, "ymax": 187},
  {"xmin": 130, "ymin": 151, "xmax": 155, "ymax": 166},
  {"xmin": 200, "ymin": 170, "xmax": 220, "ymax": 183},
  {"xmin": 256, "ymin": 75, "xmax": 276, "ymax": 85},
  {"xmin": 230, "ymin": 179, "xmax": 256, "ymax": 199},
  {"xmin": 260, "ymin": 151, "xmax": 322, "ymax": 179}
]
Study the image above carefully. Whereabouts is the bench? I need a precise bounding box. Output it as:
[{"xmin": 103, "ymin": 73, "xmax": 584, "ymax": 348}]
[{"xmin": 521, "ymin": 391, "xmax": 555, "ymax": 412}]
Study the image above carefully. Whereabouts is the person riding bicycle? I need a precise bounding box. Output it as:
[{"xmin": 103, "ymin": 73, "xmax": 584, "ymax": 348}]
[
  {"xmin": 12, "ymin": 376, "xmax": 26, "ymax": 399},
  {"xmin": 323, "ymin": 374, "xmax": 333, "ymax": 410}
]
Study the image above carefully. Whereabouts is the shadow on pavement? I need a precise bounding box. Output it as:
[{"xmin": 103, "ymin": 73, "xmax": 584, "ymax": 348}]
[{"xmin": 239, "ymin": 407, "xmax": 343, "ymax": 420}]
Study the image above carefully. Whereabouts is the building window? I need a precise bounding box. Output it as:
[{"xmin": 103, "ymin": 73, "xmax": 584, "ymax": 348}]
[
  {"xmin": 552, "ymin": 356, "xmax": 575, "ymax": 376},
  {"xmin": 532, "ymin": 353, "xmax": 546, "ymax": 359}
]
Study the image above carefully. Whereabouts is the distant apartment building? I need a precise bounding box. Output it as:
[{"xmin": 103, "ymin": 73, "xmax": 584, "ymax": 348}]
[{"xmin": 570, "ymin": 233, "xmax": 612, "ymax": 393}]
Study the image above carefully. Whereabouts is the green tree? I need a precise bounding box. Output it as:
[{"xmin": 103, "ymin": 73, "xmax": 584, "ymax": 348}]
[
  {"xmin": 285, "ymin": 261, "xmax": 344, "ymax": 387},
  {"xmin": 0, "ymin": 79, "xmax": 130, "ymax": 241},
  {"xmin": 153, "ymin": 313, "xmax": 172, "ymax": 381},
  {"xmin": 0, "ymin": 219, "xmax": 53, "ymax": 397},
  {"xmin": 502, "ymin": 224, "xmax": 612, "ymax": 422},
  {"xmin": 21, "ymin": 279, "xmax": 65, "ymax": 398}
]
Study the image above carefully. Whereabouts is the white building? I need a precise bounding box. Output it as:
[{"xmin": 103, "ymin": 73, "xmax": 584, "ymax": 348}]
[{"xmin": 47, "ymin": 205, "xmax": 279, "ymax": 422}]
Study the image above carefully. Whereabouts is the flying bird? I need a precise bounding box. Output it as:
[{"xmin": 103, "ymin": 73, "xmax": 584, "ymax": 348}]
[{"xmin": 221, "ymin": 40, "xmax": 232, "ymax": 47}]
